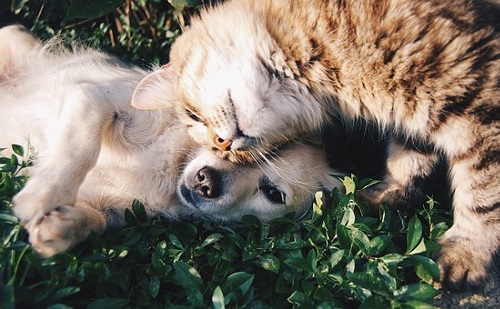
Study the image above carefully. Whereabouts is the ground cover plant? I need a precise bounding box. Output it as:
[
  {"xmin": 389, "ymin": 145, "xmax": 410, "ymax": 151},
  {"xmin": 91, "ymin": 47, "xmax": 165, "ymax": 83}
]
[
  {"xmin": 0, "ymin": 145, "xmax": 450, "ymax": 308},
  {"xmin": 1, "ymin": 1, "xmax": 452, "ymax": 307}
]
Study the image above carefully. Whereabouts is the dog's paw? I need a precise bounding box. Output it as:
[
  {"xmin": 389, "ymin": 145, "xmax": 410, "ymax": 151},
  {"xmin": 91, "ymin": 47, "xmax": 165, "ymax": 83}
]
[
  {"xmin": 13, "ymin": 185, "xmax": 62, "ymax": 230},
  {"xmin": 437, "ymin": 235, "xmax": 489, "ymax": 291},
  {"xmin": 28, "ymin": 205, "xmax": 102, "ymax": 257}
]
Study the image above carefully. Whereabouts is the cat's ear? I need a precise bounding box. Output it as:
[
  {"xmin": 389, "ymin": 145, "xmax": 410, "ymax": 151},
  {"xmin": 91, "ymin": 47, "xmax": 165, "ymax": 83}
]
[{"xmin": 131, "ymin": 64, "xmax": 176, "ymax": 110}]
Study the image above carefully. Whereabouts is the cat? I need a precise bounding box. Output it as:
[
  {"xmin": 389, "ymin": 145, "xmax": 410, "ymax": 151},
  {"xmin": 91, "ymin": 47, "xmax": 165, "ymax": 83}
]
[
  {"xmin": 0, "ymin": 25, "xmax": 340, "ymax": 257},
  {"xmin": 131, "ymin": 0, "xmax": 500, "ymax": 290}
]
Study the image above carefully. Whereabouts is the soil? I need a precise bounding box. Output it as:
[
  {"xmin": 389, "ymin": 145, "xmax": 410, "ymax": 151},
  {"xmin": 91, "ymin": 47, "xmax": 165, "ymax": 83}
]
[{"xmin": 433, "ymin": 274, "xmax": 500, "ymax": 308}]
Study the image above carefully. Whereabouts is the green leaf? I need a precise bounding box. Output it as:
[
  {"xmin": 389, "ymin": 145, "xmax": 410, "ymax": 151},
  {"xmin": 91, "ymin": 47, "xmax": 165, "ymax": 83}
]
[
  {"xmin": 430, "ymin": 222, "xmax": 449, "ymax": 240},
  {"xmin": 87, "ymin": 298, "xmax": 130, "ymax": 309},
  {"xmin": 328, "ymin": 249, "xmax": 345, "ymax": 268},
  {"xmin": 400, "ymin": 300, "xmax": 435, "ymax": 309},
  {"xmin": 359, "ymin": 295, "xmax": 390, "ymax": 309},
  {"xmin": 123, "ymin": 208, "xmax": 136, "ymax": 224},
  {"xmin": 306, "ymin": 249, "xmax": 318, "ymax": 271},
  {"xmin": 0, "ymin": 284, "xmax": 14, "ymax": 309},
  {"xmin": 358, "ymin": 178, "xmax": 380, "ymax": 191},
  {"xmin": 406, "ymin": 216, "xmax": 423, "ymax": 254},
  {"xmin": 46, "ymin": 305, "xmax": 73, "ymax": 309},
  {"xmin": 301, "ymin": 280, "xmax": 315, "ymax": 296},
  {"xmin": 132, "ymin": 200, "xmax": 147, "ymax": 222},
  {"xmin": 255, "ymin": 254, "xmax": 280, "ymax": 273},
  {"xmin": 65, "ymin": 0, "xmax": 124, "ymax": 21},
  {"xmin": 393, "ymin": 283, "xmax": 439, "ymax": 302},
  {"xmin": 313, "ymin": 286, "xmax": 334, "ymax": 301},
  {"xmin": 0, "ymin": 213, "xmax": 19, "ymax": 224},
  {"xmin": 348, "ymin": 272, "xmax": 391, "ymax": 297},
  {"xmin": 173, "ymin": 261, "xmax": 204, "ymax": 306},
  {"xmin": 212, "ymin": 286, "xmax": 225, "ymax": 309},
  {"xmin": 284, "ymin": 257, "xmax": 314, "ymax": 273},
  {"xmin": 369, "ymin": 235, "xmax": 390, "ymax": 256},
  {"xmin": 123, "ymin": 228, "xmax": 142, "ymax": 246},
  {"xmin": 414, "ymin": 262, "xmax": 433, "ymax": 284},
  {"xmin": 241, "ymin": 215, "xmax": 261, "ymax": 227},
  {"xmin": 149, "ymin": 275, "xmax": 160, "ymax": 298},
  {"xmin": 168, "ymin": 234, "xmax": 184, "ymax": 250},
  {"xmin": 341, "ymin": 175, "xmax": 357, "ymax": 194},
  {"xmin": 312, "ymin": 191, "xmax": 324, "ymax": 219},
  {"xmin": 10, "ymin": 155, "xmax": 18, "ymax": 167},
  {"xmin": 198, "ymin": 233, "xmax": 223, "ymax": 248},
  {"xmin": 10, "ymin": 0, "xmax": 29, "ymax": 14},
  {"xmin": 340, "ymin": 206, "xmax": 356, "ymax": 226},
  {"xmin": 409, "ymin": 255, "xmax": 440, "ymax": 281},
  {"xmin": 379, "ymin": 253, "xmax": 405, "ymax": 266},
  {"xmin": 11, "ymin": 145, "xmax": 24, "ymax": 157},
  {"xmin": 377, "ymin": 204, "xmax": 393, "ymax": 230},
  {"xmin": 337, "ymin": 225, "xmax": 352, "ymax": 251},
  {"xmin": 221, "ymin": 272, "xmax": 254, "ymax": 300},
  {"xmin": 53, "ymin": 286, "xmax": 80, "ymax": 300},
  {"xmin": 275, "ymin": 237, "xmax": 308, "ymax": 249},
  {"xmin": 408, "ymin": 239, "xmax": 427, "ymax": 255},
  {"xmin": 345, "ymin": 226, "xmax": 371, "ymax": 255},
  {"xmin": 287, "ymin": 290, "xmax": 309, "ymax": 306},
  {"xmin": 168, "ymin": 0, "xmax": 202, "ymax": 11}
]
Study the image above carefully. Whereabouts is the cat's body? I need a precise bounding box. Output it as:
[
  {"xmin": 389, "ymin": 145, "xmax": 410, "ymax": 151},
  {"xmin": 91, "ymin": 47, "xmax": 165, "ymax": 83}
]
[
  {"xmin": 132, "ymin": 0, "xmax": 500, "ymax": 290},
  {"xmin": 1, "ymin": 25, "xmax": 340, "ymax": 257}
]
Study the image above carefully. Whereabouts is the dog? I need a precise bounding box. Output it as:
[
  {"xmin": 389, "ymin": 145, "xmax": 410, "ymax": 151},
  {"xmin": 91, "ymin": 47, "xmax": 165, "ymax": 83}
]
[{"xmin": 0, "ymin": 25, "xmax": 340, "ymax": 257}]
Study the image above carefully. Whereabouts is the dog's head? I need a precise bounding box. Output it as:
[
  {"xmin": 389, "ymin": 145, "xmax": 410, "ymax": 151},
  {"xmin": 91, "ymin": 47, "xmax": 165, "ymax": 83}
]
[{"xmin": 177, "ymin": 141, "xmax": 341, "ymax": 223}]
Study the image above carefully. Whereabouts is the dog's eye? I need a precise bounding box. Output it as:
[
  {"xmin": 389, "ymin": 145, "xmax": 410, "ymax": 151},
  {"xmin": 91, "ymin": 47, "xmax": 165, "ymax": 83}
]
[
  {"xmin": 185, "ymin": 109, "xmax": 202, "ymax": 122},
  {"xmin": 261, "ymin": 185, "xmax": 286, "ymax": 204}
]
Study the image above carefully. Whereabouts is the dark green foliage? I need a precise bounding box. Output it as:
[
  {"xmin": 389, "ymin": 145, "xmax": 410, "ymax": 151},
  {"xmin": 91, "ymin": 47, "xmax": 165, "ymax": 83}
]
[
  {"xmin": 5, "ymin": 0, "xmax": 204, "ymax": 66},
  {"xmin": 0, "ymin": 146, "xmax": 452, "ymax": 308}
]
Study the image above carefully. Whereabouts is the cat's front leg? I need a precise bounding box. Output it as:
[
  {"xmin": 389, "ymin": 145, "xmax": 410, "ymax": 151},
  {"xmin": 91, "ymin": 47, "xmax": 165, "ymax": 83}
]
[
  {"xmin": 357, "ymin": 140, "xmax": 439, "ymax": 209},
  {"xmin": 437, "ymin": 155, "xmax": 500, "ymax": 290},
  {"xmin": 13, "ymin": 85, "xmax": 111, "ymax": 231},
  {"xmin": 29, "ymin": 203, "xmax": 106, "ymax": 257}
]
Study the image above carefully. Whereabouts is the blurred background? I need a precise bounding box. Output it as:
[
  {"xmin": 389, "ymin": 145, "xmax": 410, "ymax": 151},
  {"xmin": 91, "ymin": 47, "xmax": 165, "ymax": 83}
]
[{"xmin": 1, "ymin": 0, "xmax": 209, "ymax": 66}]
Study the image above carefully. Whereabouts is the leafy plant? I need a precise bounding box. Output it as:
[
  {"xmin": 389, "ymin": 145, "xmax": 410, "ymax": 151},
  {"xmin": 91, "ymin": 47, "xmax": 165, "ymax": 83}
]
[
  {"xmin": 6, "ymin": 0, "xmax": 204, "ymax": 65},
  {"xmin": 0, "ymin": 146, "xmax": 452, "ymax": 308}
]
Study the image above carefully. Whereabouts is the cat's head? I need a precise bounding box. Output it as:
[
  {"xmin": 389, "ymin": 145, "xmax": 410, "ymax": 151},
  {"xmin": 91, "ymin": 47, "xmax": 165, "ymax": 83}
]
[
  {"xmin": 177, "ymin": 140, "xmax": 341, "ymax": 222},
  {"xmin": 131, "ymin": 3, "xmax": 325, "ymax": 163}
]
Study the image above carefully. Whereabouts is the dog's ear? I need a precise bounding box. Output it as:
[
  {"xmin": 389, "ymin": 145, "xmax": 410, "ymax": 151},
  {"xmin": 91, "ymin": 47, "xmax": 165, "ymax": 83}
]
[{"xmin": 131, "ymin": 64, "xmax": 176, "ymax": 110}]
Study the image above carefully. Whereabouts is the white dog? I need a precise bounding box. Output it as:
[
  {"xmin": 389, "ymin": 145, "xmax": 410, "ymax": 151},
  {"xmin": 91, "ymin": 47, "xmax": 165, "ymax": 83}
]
[{"xmin": 0, "ymin": 25, "xmax": 340, "ymax": 257}]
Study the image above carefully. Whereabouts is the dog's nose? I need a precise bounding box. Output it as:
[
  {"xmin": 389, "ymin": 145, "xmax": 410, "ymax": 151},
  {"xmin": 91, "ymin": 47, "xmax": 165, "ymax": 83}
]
[{"xmin": 193, "ymin": 166, "xmax": 222, "ymax": 198}]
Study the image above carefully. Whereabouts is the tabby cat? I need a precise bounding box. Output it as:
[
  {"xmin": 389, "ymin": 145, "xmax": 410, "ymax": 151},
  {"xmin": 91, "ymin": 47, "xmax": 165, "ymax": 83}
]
[{"xmin": 131, "ymin": 0, "xmax": 500, "ymax": 290}]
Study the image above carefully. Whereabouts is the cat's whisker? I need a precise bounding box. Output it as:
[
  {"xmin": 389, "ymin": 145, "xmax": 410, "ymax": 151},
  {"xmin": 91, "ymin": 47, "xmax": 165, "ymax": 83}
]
[{"xmin": 257, "ymin": 148, "xmax": 316, "ymax": 190}]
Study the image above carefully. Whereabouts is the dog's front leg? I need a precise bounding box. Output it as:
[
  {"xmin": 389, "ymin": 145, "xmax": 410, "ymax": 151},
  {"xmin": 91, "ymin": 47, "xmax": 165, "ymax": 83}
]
[
  {"xmin": 28, "ymin": 202, "xmax": 107, "ymax": 257},
  {"xmin": 13, "ymin": 84, "xmax": 113, "ymax": 235}
]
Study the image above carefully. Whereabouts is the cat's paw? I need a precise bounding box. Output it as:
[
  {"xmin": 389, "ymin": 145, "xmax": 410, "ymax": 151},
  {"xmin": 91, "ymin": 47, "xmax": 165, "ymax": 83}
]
[
  {"xmin": 28, "ymin": 205, "xmax": 103, "ymax": 257},
  {"xmin": 356, "ymin": 177, "xmax": 427, "ymax": 210},
  {"xmin": 437, "ymin": 235, "xmax": 489, "ymax": 291},
  {"xmin": 357, "ymin": 181, "xmax": 408, "ymax": 208}
]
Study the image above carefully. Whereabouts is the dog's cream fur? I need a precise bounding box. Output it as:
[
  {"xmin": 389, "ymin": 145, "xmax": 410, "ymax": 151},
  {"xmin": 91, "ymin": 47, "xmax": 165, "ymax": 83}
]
[{"xmin": 0, "ymin": 25, "xmax": 340, "ymax": 257}]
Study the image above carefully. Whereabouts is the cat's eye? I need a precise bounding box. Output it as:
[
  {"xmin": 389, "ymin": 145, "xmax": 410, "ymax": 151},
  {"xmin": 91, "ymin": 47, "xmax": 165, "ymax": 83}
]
[
  {"xmin": 185, "ymin": 109, "xmax": 202, "ymax": 122},
  {"xmin": 260, "ymin": 185, "xmax": 286, "ymax": 204}
]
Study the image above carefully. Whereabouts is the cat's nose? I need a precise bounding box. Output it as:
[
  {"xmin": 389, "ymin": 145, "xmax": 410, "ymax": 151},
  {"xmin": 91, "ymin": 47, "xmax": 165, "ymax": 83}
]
[
  {"xmin": 214, "ymin": 136, "xmax": 233, "ymax": 151},
  {"xmin": 193, "ymin": 166, "xmax": 222, "ymax": 198}
]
